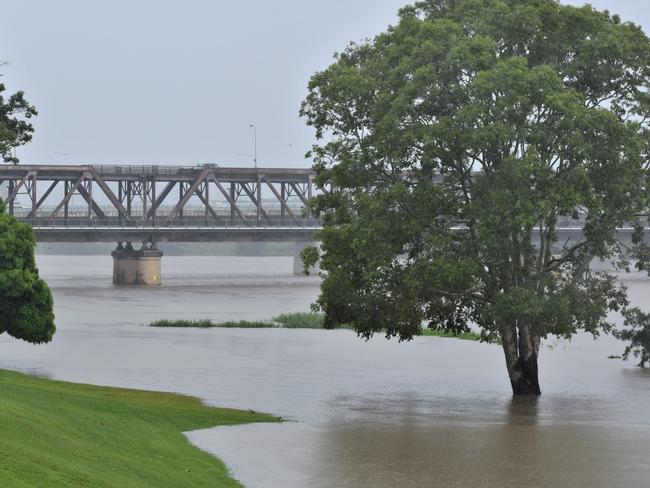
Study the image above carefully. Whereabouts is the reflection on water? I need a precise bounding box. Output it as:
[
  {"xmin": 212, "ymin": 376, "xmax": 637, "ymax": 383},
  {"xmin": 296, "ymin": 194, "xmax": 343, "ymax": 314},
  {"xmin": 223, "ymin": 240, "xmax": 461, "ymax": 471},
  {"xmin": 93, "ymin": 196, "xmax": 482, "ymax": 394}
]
[
  {"xmin": 308, "ymin": 417, "xmax": 650, "ymax": 488},
  {"xmin": 1, "ymin": 255, "xmax": 650, "ymax": 487}
]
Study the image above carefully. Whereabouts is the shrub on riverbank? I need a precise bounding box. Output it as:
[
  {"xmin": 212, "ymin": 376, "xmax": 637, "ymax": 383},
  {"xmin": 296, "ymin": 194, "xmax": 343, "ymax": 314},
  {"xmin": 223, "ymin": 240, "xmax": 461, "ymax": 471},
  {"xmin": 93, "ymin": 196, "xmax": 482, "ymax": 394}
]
[{"xmin": 0, "ymin": 369, "xmax": 277, "ymax": 487}]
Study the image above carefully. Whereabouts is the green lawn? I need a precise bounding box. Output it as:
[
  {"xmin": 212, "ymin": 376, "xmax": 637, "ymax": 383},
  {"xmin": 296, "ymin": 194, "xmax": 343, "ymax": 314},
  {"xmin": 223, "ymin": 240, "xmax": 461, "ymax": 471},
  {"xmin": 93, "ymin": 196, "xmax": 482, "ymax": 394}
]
[{"xmin": 0, "ymin": 369, "xmax": 277, "ymax": 487}]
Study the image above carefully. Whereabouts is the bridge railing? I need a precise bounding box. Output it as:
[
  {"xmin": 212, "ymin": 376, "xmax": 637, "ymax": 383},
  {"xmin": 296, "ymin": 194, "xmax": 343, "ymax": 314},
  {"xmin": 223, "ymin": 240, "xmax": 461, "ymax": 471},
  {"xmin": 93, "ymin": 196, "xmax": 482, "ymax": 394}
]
[
  {"xmin": 23, "ymin": 216, "xmax": 323, "ymax": 229},
  {"xmin": 90, "ymin": 164, "xmax": 205, "ymax": 176}
]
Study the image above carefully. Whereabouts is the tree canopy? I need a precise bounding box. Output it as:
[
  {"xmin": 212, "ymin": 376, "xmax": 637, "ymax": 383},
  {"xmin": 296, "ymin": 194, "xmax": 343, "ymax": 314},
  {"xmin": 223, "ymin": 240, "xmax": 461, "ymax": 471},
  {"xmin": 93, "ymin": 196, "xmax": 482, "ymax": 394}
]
[
  {"xmin": 301, "ymin": 0, "xmax": 650, "ymax": 395},
  {"xmin": 0, "ymin": 68, "xmax": 55, "ymax": 344},
  {"xmin": 0, "ymin": 199, "xmax": 55, "ymax": 344},
  {"xmin": 0, "ymin": 63, "xmax": 37, "ymax": 164}
]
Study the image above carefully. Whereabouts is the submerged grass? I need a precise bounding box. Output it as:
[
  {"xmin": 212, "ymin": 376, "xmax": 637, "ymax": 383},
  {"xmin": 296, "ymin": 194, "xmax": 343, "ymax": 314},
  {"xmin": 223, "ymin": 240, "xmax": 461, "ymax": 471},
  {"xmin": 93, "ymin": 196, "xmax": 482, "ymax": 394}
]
[
  {"xmin": 420, "ymin": 329, "xmax": 482, "ymax": 341},
  {"xmin": 149, "ymin": 314, "xmax": 329, "ymax": 330},
  {"xmin": 150, "ymin": 319, "xmax": 274, "ymax": 328},
  {"xmin": 149, "ymin": 313, "xmax": 483, "ymax": 341},
  {"xmin": 272, "ymin": 312, "xmax": 326, "ymax": 328},
  {"xmin": 0, "ymin": 369, "xmax": 277, "ymax": 488}
]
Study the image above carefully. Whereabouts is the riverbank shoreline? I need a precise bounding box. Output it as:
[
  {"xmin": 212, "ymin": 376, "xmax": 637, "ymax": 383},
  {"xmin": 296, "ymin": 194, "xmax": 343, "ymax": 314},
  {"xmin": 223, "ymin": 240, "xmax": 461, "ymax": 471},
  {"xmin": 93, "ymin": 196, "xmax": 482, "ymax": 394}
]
[{"xmin": 0, "ymin": 368, "xmax": 278, "ymax": 487}]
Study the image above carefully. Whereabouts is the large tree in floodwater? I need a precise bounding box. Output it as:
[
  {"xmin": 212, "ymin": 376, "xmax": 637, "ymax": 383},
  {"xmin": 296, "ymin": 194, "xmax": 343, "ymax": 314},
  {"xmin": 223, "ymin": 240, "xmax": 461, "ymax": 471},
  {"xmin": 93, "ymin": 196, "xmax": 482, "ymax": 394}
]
[{"xmin": 300, "ymin": 0, "xmax": 650, "ymax": 395}]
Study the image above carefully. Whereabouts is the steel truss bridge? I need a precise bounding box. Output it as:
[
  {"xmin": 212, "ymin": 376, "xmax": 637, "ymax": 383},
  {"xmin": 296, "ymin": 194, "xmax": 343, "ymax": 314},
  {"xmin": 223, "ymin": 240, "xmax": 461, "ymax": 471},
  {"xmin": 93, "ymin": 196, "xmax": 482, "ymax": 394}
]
[
  {"xmin": 0, "ymin": 164, "xmax": 321, "ymax": 242},
  {"xmin": 2, "ymin": 164, "xmax": 647, "ymax": 247}
]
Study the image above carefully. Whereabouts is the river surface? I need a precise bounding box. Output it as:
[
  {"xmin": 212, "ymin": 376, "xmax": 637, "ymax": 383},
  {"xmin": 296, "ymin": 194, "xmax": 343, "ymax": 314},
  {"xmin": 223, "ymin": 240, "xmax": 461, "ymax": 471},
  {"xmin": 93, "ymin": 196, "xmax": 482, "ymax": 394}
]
[{"xmin": 2, "ymin": 255, "xmax": 650, "ymax": 487}]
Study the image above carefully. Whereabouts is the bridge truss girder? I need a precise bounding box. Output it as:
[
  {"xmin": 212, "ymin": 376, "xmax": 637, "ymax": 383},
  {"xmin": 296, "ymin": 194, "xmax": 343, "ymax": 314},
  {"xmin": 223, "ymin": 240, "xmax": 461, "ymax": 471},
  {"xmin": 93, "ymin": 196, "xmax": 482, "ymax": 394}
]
[{"xmin": 0, "ymin": 165, "xmax": 319, "ymax": 233}]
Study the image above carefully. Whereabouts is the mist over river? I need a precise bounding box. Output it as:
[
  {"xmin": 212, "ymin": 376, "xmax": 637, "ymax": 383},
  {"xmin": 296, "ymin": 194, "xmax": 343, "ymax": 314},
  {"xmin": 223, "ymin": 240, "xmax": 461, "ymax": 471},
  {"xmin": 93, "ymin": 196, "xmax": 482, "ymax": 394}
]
[{"xmin": 2, "ymin": 255, "xmax": 650, "ymax": 487}]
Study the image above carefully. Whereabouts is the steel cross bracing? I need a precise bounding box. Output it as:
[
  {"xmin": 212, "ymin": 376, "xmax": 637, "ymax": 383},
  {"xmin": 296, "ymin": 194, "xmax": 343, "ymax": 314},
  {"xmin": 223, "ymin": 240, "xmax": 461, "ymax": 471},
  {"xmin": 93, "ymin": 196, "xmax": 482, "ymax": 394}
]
[{"xmin": 0, "ymin": 164, "xmax": 322, "ymax": 242}]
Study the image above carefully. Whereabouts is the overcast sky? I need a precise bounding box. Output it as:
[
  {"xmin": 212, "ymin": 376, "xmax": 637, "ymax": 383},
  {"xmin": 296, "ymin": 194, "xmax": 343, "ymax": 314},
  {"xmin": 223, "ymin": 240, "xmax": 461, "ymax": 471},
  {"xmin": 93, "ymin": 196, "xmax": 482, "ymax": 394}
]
[{"xmin": 1, "ymin": 0, "xmax": 648, "ymax": 168}]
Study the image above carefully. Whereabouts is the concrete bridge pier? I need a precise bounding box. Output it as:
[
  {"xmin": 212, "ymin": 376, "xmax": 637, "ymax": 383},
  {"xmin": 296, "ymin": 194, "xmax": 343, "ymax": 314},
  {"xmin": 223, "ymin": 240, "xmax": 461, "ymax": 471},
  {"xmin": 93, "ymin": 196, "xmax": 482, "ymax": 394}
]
[
  {"xmin": 112, "ymin": 241, "xmax": 163, "ymax": 285},
  {"xmin": 293, "ymin": 241, "xmax": 320, "ymax": 275}
]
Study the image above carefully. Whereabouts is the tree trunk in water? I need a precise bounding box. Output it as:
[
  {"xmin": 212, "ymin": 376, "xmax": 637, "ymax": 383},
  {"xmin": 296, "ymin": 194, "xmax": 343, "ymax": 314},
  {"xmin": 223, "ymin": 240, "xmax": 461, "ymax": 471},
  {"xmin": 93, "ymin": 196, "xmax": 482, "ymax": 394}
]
[
  {"xmin": 509, "ymin": 353, "xmax": 541, "ymax": 396},
  {"xmin": 501, "ymin": 325, "xmax": 542, "ymax": 396}
]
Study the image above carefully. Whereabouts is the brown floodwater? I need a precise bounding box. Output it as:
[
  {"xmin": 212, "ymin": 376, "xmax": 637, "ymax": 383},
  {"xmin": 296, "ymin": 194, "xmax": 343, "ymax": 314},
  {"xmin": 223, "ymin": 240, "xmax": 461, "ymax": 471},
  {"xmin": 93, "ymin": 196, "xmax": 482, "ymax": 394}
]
[{"xmin": 1, "ymin": 255, "xmax": 649, "ymax": 487}]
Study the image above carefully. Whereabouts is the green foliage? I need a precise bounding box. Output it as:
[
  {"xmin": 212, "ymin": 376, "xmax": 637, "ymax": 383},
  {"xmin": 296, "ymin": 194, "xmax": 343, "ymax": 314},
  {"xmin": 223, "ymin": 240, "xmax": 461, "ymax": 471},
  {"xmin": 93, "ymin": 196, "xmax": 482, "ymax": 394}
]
[
  {"xmin": 300, "ymin": 245, "xmax": 320, "ymax": 275},
  {"xmin": 0, "ymin": 200, "xmax": 55, "ymax": 344},
  {"xmin": 0, "ymin": 368, "xmax": 277, "ymax": 487},
  {"xmin": 149, "ymin": 319, "xmax": 274, "ymax": 328},
  {"xmin": 300, "ymin": 0, "xmax": 650, "ymax": 393},
  {"xmin": 420, "ymin": 328, "xmax": 482, "ymax": 341},
  {"xmin": 150, "ymin": 314, "xmax": 331, "ymax": 329},
  {"xmin": 273, "ymin": 312, "xmax": 326, "ymax": 328},
  {"xmin": 148, "ymin": 313, "xmax": 485, "ymax": 344},
  {"xmin": 615, "ymin": 308, "xmax": 650, "ymax": 367},
  {"xmin": 0, "ymin": 70, "xmax": 53, "ymax": 344},
  {"xmin": 0, "ymin": 66, "xmax": 37, "ymax": 164}
]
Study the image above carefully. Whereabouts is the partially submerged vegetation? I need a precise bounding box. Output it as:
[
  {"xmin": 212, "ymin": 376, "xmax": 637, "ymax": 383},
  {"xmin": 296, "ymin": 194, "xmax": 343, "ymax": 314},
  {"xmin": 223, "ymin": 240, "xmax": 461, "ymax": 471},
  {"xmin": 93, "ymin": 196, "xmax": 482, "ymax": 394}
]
[
  {"xmin": 149, "ymin": 314, "xmax": 329, "ymax": 330},
  {"xmin": 0, "ymin": 369, "xmax": 277, "ymax": 487},
  {"xmin": 150, "ymin": 318, "xmax": 273, "ymax": 329},
  {"xmin": 614, "ymin": 308, "xmax": 650, "ymax": 367},
  {"xmin": 420, "ymin": 329, "xmax": 481, "ymax": 341},
  {"xmin": 273, "ymin": 312, "xmax": 329, "ymax": 328},
  {"xmin": 149, "ymin": 313, "xmax": 482, "ymax": 341}
]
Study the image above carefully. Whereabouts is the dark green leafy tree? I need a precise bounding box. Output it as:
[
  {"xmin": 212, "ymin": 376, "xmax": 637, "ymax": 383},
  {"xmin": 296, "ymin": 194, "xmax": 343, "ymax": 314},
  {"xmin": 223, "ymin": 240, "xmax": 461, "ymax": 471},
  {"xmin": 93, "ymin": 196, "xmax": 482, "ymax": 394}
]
[
  {"xmin": 0, "ymin": 199, "xmax": 55, "ymax": 344},
  {"xmin": 0, "ymin": 62, "xmax": 38, "ymax": 164},
  {"xmin": 615, "ymin": 309, "xmax": 650, "ymax": 367},
  {"xmin": 301, "ymin": 0, "xmax": 650, "ymax": 395},
  {"xmin": 0, "ymin": 69, "xmax": 54, "ymax": 344}
]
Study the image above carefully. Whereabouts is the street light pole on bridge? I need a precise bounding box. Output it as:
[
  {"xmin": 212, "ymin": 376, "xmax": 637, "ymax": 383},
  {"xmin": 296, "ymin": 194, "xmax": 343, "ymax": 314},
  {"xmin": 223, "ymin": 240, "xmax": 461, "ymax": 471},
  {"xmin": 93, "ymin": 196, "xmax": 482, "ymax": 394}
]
[{"xmin": 249, "ymin": 123, "xmax": 257, "ymax": 169}]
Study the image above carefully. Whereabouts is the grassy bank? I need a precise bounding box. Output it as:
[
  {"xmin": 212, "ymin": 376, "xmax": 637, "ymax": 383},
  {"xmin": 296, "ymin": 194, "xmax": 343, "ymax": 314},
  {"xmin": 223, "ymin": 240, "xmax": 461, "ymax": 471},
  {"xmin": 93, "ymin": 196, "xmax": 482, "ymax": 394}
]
[
  {"xmin": 150, "ymin": 313, "xmax": 482, "ymax": 341},
  {"xmin": 0, "ymin": 369, "xmax": 277, "ymax": 487}
]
